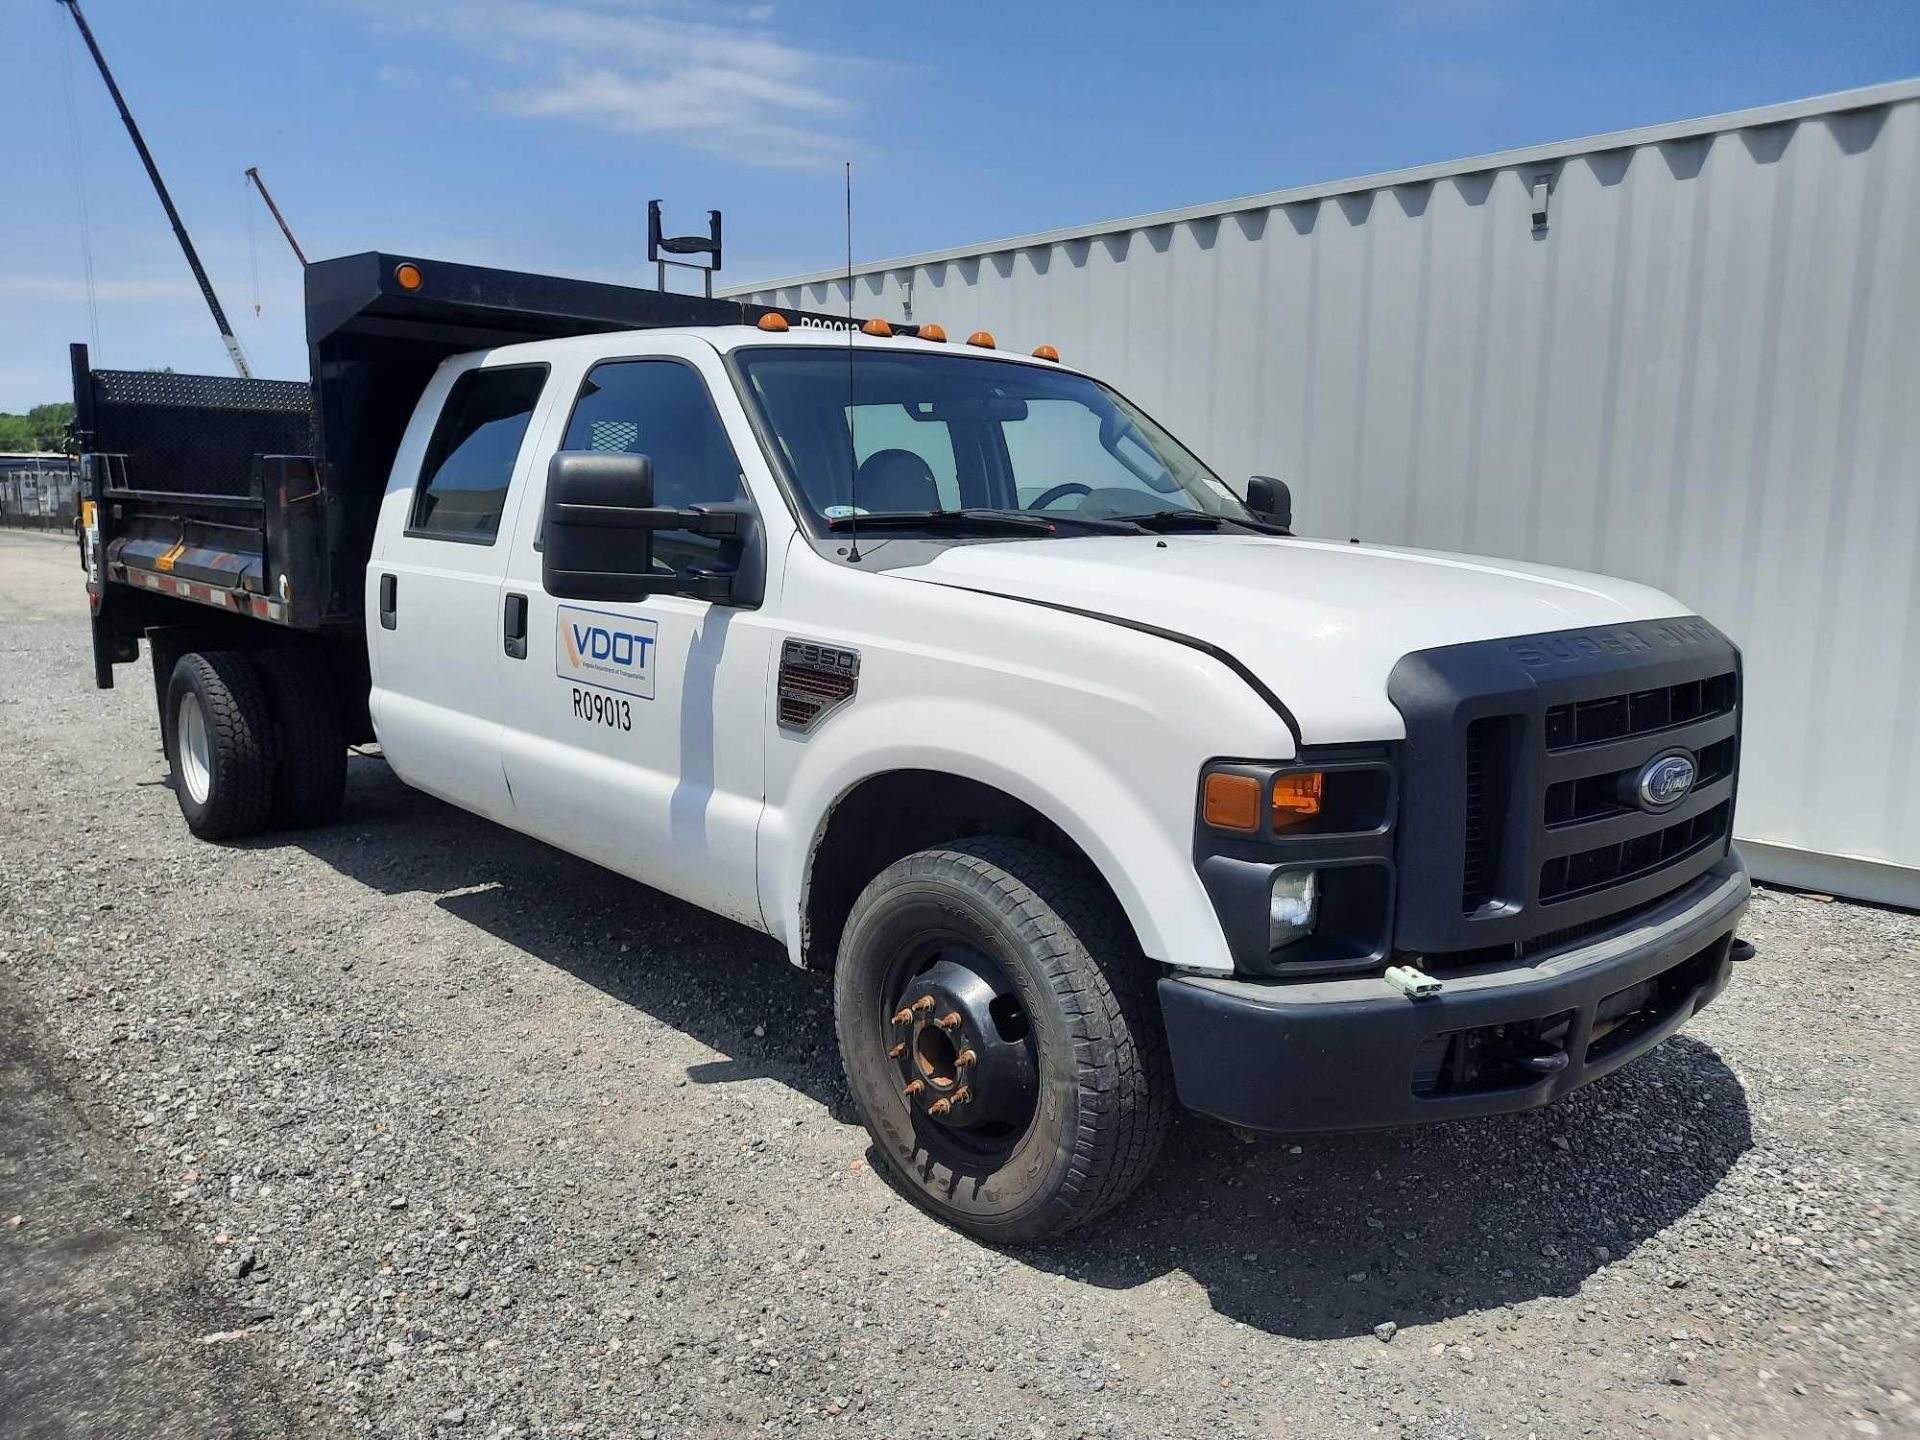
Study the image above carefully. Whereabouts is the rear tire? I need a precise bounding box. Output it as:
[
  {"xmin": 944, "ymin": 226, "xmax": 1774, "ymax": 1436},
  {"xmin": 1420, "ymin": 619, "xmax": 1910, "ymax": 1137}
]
[
  {"xmin": 255, "ymin": 647, "xmax": 347, "ymax": 828},
  {"xmin": 833, "ymin": 837, "xmax": 1172, "ymax": 1243},
  {"xmin": 163, "ymin": 651, "xmax": 277, "ymax": 841}
]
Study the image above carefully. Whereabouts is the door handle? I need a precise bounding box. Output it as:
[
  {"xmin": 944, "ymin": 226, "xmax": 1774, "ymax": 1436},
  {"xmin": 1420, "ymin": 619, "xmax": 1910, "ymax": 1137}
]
[
  {"xmin": 379, "ymin": 573, "xmax": 397, "ymax": 630},
  {"xmin": 504, "ymin": 592, "xmax": 528, "ymax": 659}
]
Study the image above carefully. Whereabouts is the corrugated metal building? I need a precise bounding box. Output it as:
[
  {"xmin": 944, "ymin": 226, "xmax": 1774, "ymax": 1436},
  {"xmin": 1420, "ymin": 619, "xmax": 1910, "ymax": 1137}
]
[{"xmin": 727, "ymin": 79, "xmax": 1920, "ymax": 908}]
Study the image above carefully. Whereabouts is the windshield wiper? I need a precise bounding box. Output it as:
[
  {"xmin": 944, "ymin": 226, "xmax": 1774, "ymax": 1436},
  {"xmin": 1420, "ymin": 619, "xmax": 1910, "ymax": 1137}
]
[
  {"xmin": 1106, "ymin": 509, "xmax": 1290, "ymax": 536},
  {"xmin": 825, "ymin": 508, "xmax": 1056, "ymax": 535}
]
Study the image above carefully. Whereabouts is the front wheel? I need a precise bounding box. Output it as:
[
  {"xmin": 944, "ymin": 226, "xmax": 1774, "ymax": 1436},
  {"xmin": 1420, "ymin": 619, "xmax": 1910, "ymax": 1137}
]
[{"xmin": 833, "ymin": 837, "xmax": 1172, "ymax": 1242}]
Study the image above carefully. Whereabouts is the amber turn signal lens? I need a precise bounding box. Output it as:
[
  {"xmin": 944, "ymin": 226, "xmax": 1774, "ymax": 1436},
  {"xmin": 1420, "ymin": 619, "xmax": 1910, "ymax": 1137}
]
[
  {"xmin": 756, "ymin": 312, "xmax": 790, "ymax": 332},
  {"xmin": 393, "ymin": 263, "xmax": 424, "ymax": 291},
  {"xmin": 861, "ymin": 318, "xmax": 892, "ymax": 337},
  {"xmin": 966, "ymin": 330, "xmax": 995, "ymax": 349},
  {"xmin": 1272, "ymin": 771, "xmax": 1325, "ymax": 825},
  {"xmin": 1032, "ymin": 344, "xmax": 1060, "ymax": 362},
  {"xmin": 1202, "ymin": 773, "xmax": 1263, "ymax": 832},
  {"xmin": 917, "ymin": 323, "xmax": 947, "ymax": 343}
]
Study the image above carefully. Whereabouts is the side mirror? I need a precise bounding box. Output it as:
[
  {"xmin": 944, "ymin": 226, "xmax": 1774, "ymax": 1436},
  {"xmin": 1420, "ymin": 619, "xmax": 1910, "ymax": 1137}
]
[
  {"xmin": 542, "ymin": 451, "xmax": 740, "ymax": 603},
  {"xmin": 1246, "ymin": 475, "xmax": 1292, "ymax": 534}
]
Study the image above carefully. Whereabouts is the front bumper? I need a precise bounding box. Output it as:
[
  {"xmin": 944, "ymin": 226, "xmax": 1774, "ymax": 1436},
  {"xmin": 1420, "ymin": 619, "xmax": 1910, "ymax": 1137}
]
[{"xmin": 1159, "ymin": 852, "xmax": 1750, "ymax": 1133}]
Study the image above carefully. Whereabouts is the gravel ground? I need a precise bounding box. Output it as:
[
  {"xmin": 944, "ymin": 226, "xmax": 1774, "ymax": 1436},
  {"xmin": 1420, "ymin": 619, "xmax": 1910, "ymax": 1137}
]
[{"xmin": 2, "ymin": 526, "xmax": 1917, "ymax": 1440}]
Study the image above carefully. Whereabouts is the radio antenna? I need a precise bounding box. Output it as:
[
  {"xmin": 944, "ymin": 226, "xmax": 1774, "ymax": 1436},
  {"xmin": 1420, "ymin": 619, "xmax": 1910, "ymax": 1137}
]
[{"xmin": 843, "ymin": 160, "xmax": 861, "ymax": 564}]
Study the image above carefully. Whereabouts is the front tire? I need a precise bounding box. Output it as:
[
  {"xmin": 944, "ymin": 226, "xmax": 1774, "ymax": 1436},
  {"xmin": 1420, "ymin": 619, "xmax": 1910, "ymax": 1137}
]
[
  {"xmin": 833, "ymin": 837, "xmax": 1172, "ymax": 1242},
  {"xmin": 164, "ymin": 651, "xmax": 276, "ymax": 841}
]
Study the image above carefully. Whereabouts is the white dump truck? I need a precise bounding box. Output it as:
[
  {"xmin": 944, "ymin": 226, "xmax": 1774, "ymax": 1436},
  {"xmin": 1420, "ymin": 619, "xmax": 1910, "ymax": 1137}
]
[{"xmin": 71, "ymin": 252, "xmax": 1748, "ymax": 1239}]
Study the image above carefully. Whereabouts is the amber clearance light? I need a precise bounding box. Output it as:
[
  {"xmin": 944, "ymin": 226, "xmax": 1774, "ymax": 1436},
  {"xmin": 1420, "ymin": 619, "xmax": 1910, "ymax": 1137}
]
[
  {"xmin": 1202, "ymin": 773, "xmax": 1262, "ymax": 833},
  {"xmin": 1272, "ymin": 771, "xmax": 1325, "ymax": 826},
  {"xmin": 393, "ymin": 262, "xmax": 424, "ymax": 291}
]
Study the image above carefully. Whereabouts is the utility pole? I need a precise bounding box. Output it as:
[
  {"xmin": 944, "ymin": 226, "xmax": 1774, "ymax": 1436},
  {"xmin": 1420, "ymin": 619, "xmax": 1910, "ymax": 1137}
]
[
  {"xmin": 55, "ymin": 0, "xmax": 252, "ymax": 378},
  {"xmin": 245, "ymin": 166, "xmax": 308, "ymax": 267}
]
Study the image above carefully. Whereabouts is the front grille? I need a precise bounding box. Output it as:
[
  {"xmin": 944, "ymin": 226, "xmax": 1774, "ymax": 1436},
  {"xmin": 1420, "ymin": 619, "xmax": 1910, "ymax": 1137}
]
[
  {"xmin": 1544, "ymin": 672, "xmax": 1736, "ymax": 750},
  {"xmin": 1544, "ymin": 735, "xmax": 1735, "ymax": 827},
  {"xmin": 1460, "ymin": 718, "xmax": 1511, "ymax": 913},
  {"xmin": 1539, "ymin": 800, "xmax": 1731, "ymax": 902},
  {"xmin": 1388, "ymin": 617, "xmax": 1741, "ymax": 957}
]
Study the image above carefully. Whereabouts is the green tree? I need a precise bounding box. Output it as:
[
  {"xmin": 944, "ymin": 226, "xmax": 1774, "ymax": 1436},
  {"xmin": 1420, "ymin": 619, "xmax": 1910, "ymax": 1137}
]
[{"xmin": 0, "ymin": 402, "xmax": 77, "ymax": 453}]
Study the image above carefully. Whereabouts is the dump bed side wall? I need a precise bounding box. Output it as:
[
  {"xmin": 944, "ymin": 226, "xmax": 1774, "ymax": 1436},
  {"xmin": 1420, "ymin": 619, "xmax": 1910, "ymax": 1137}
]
[{"xmin": 86, "ymin": 367, "xmax": 312, "ymax": 497}]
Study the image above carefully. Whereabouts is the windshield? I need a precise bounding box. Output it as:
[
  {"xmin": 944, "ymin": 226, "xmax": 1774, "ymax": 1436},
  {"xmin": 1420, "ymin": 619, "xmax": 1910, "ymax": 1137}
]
[{"xmin": 733, "ymin": 348, "xmax": 1253, "ymax": 531}]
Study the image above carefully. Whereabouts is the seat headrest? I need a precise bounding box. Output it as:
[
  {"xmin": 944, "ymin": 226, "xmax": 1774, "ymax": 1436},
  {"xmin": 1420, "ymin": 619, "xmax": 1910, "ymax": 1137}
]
[{"xmin": 854, "ymin": 448, "xmax": 939, "ymax": 512}]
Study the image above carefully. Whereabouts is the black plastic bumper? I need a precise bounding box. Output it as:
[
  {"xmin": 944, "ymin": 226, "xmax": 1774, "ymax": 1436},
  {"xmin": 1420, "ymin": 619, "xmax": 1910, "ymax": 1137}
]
[{"xmin": 1160, "ymin": 852, "xmax": 1750, "ymax": 1133}]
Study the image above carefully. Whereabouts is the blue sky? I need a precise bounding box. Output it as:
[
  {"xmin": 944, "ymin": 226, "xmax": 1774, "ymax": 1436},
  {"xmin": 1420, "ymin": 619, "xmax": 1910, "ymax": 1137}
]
[{"xmin": 3, "ymin": 0, "xmax": 1916, "ymax": 410}]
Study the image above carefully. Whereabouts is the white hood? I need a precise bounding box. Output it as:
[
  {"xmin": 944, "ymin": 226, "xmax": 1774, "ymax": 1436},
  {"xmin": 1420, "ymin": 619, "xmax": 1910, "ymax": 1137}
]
[{"xmin": 898, "ymin": 534, "xmax": 1692, "ymax": 743}]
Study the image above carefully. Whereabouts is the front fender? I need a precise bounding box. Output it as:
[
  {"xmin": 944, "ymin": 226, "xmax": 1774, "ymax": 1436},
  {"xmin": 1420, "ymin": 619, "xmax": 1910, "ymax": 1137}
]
[{"xmin": 761, "ymin": 691, "xmax": 1239, "ymax": 974}]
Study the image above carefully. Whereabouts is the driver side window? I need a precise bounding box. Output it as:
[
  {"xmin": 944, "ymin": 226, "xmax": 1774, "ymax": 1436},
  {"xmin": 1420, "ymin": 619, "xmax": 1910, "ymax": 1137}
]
[
  {"xmin": 557, "ymin": 360, "xmax": 746, "ymax": 574},
  {"xmin": 1001, "ymin": 398, "xmax": 1170, "ymax": 506}
]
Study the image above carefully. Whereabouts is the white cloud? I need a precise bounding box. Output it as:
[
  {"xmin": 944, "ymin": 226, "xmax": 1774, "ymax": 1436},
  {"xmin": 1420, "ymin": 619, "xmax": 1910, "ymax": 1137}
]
[{"xmin": 349, "ymin": 0, "xmax": 855, "ymax": 170}]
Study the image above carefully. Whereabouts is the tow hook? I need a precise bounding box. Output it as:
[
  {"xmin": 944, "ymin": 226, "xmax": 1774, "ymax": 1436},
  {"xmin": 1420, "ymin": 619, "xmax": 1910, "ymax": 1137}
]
[
  {"xmin": 1384, "ymin": 964, "xmax": 1443, "ymax": 1000},
  {"xmin": 1520, "ymin": 1051, "xmax": 1570, "ymax": 1074}
]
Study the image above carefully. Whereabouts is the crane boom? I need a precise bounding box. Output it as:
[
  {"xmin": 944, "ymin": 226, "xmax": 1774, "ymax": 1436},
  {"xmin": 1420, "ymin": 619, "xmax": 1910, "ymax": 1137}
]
[
  {"xmin": 56, "ymin": 0, "xmax": 252, "ymax": 378},
  {"xmin": 245, "ymin": 167, "xmax": 308, "ymax": 267}
]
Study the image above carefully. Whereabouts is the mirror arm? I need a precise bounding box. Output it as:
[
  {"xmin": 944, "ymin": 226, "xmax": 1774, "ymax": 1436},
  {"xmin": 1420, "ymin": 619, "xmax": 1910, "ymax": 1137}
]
[
  {"xmin": 541, "ymin": 567, "xmax": 734, "ymax": 603},
  {"xmin": 549, "ymin": 502, "xmax": 741, "ymax": 535}
]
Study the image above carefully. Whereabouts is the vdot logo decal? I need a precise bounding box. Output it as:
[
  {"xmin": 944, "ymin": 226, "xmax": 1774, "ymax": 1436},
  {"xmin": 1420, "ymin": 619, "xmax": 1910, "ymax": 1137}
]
[{"xmin": 557, "ymin": 605, "xmax": 658, "ymax": 700}]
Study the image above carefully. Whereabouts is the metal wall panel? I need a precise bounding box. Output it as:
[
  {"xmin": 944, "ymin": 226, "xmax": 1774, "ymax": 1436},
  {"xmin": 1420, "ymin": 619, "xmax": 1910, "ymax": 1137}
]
[{"xmin": 729, "ymin": 83, "xmax": 1920, "ymax": 905}]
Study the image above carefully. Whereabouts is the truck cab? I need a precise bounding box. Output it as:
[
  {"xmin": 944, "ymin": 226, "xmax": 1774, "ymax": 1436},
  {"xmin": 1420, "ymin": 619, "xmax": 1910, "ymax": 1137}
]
[{"xmin": 75, "ymin": 254, "xmax": 1748, "ymax": 1241}]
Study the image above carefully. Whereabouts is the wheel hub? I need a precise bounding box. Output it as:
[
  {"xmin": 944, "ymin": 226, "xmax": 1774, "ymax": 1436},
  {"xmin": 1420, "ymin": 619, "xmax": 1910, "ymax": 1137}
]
[{"xmin": 888, "ymin": 954, "xmax": 1035, "ymax": 1133}]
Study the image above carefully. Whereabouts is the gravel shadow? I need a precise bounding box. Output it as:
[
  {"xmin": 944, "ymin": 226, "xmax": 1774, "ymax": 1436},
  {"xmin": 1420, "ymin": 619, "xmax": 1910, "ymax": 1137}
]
[{"xmin": 282, "ymin": 755, "xmax": 1752, "ymax": 1341}]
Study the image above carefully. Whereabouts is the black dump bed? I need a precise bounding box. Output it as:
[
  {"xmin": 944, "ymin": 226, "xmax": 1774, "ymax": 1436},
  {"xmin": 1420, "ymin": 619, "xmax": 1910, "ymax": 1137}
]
[{"xmin": 74, "ymin": 251, "xmax": 879, "ymax": 665}]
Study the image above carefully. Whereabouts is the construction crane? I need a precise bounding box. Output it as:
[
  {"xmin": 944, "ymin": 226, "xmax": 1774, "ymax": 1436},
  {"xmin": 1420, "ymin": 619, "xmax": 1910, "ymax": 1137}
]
[
  {"xmin": 245, "ymin": 166, "xmax": 308, "ymax": 267},
  {"xmin": 55, "ymin": 0, "xmax": 252, "ymax": 378}
]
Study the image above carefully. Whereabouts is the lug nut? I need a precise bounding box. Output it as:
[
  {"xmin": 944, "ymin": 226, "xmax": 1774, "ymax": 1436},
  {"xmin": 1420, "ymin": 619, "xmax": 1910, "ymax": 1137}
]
[
  {"xmin": 935, "ymin": 1012, "xmax": 962, "ymax": 1031},
  {"xmin": 955, "ymin": 1049, "xmax": 977, "ymax": 1069},
  {"xmin": 928, "ymin": 1096, "xmax": 953, "ymax": 1116},
  {"xmin": 903, "ymin": 1079, "xmax": 924, "ymax": 1097},
  {"xmin": 890, "ymin": 1007, "xmax": 913, "ymax": 1026},
  {"xmin": 887, "ymin": 1041, "xmax": 906, "ymax": 1058},
  {"xmin": 950, "ymin": 1085, "xmax": 971, "ymax": 1106},
  {"xmin": 911, "ymin": 995, "xmax": 936, "ymax": 1013}
]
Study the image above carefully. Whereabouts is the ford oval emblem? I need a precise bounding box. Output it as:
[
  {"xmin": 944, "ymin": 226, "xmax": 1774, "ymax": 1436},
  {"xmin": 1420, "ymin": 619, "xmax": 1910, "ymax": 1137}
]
[{"xmin": 1637, "ymin": 753, "xmax": 1697, "ymax": 810}]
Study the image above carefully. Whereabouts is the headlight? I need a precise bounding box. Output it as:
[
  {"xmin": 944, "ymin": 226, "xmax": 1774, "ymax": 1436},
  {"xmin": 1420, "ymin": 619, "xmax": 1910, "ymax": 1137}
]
[{"xmin": 1269, "ymin": 870, "xmax": 1319, "ymax": 949}]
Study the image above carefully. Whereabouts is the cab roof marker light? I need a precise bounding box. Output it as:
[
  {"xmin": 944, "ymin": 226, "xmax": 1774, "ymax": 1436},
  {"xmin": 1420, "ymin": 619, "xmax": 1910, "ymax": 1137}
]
[
  {"xmin": 966, "ymin": 330, "xmax": 995, "ymax": 349},
  {"xmin": 861, "ymin": 318, "xmax": 892, "ymax": 337},
  {"xmin": 1032, "ymin": 344, "xmax": 1060, "ymax": 362},
  {"xmin": 756, "ymin": 313, "xmax": 790, "ymax": 332},
  {"xmin": 918, "ymin": 323, "xmax": 947, "ymax": 343}
]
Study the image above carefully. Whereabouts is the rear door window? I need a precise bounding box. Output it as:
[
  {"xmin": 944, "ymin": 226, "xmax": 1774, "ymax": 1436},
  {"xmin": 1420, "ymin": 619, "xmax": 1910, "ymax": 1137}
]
[{"xmin": 410, "ymin": 365, "xmax": 548, "ymax": 542}]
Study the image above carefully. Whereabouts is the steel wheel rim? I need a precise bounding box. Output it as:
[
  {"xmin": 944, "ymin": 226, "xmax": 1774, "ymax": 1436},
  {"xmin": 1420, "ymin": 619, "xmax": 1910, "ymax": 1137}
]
[
  {"xmin": 882, "ymin": 932, "xmax": 1039, "ymax": 1166},
  {"xmin": 176, "ymin": 692, "xmax": 212, "ymax": 805}
]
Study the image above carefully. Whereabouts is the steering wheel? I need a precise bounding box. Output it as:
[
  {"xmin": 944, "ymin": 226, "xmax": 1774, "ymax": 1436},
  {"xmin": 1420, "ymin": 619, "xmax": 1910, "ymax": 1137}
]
[{"xmin": 1027, "ymin": 482, "xmax": 1092, "ymax": 510}]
